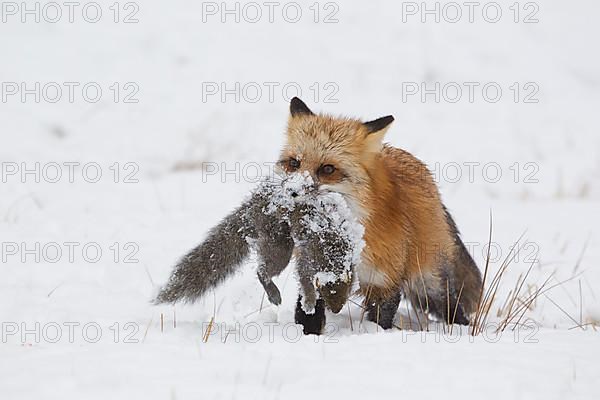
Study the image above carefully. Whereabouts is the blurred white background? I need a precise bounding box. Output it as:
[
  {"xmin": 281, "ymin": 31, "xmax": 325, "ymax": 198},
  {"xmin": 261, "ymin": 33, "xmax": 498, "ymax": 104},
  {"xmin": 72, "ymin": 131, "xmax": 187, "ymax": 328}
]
[{"xmin": 1, "ymin": 1, "xmax": 599, "ymax": 399}]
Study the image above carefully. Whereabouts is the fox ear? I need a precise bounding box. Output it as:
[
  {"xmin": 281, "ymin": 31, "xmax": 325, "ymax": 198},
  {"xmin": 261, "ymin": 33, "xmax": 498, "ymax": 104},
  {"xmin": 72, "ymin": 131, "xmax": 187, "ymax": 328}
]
[
  {"xmin": 364, "ymin": 115, "xmax": 394, "ymax": 134},
  {"xmin": 363, "ymin": 115, "xmax": 394, "ymax": 152},
  {"xmin": 290, "ymin": 97, "xmax": 314, "ymax": 117}
]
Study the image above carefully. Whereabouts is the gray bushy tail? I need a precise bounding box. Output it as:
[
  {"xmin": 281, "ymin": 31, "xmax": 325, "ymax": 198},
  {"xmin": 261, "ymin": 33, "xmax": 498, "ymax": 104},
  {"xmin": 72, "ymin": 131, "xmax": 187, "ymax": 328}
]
[{"xmin": 154, "ymin": 209, "xmax": 252, "ymax": 304}]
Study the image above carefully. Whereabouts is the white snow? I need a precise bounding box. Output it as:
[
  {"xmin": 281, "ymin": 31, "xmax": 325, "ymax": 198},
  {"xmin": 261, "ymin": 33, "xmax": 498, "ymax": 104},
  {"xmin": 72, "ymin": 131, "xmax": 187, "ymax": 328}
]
[
  {"xmin": 262, "ymin": 171, "xmax": 315, "ymax": 214},
  {"xmin": 315, "ymin": 192, "xmax": 366, "ymax": 269},
  {"xmin": 1, "ymin": 0, "xmax": 600, "ymax": 399}
]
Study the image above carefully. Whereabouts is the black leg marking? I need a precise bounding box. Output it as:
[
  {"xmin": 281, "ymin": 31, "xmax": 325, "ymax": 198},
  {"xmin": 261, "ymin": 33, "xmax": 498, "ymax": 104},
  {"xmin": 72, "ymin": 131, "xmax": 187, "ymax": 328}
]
[
  {"xmin": 426, "ymin": 289, "xmax": 470, "ymax": 326},
  {"xmin": 451, "ymin": 305, "xmax": 470, "ymax": 326},
  {"xmin": 294, "ymin": 295, "xmax": 326, "ymax": 335},
  {"xmin": 366, "ymin": 291, "xmax": 401, "ymax": 330}
]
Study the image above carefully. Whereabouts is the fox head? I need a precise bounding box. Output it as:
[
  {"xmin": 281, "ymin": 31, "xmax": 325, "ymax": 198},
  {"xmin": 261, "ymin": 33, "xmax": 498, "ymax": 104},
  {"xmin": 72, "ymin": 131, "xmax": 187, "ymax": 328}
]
[{"xmin": 278, "ymin": 97, "xmax": 394, "ymax": 208}]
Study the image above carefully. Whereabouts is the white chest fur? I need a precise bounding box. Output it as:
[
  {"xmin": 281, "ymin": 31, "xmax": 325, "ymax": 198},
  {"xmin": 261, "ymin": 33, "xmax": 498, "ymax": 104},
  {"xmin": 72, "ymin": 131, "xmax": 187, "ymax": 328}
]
[{"xmin": 356, "ymin": 260, "xmax": 388, "ymax": 287}]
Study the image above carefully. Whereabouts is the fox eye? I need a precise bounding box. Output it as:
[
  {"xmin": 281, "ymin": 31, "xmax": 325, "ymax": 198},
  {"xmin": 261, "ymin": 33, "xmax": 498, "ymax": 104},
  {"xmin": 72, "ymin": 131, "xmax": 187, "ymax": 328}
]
[
  {"xmin": 320, "ymin": 164, "xmax": 335, "ymax": 175},
  {"xmin": 288, "ymin": 158, "xmax": 300, "ymax": 170}
]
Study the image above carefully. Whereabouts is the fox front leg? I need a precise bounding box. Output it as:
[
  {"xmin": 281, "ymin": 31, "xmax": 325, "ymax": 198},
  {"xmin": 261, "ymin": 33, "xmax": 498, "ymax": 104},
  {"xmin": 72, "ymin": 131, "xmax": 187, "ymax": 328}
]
[
  {"xmin": 294, "ymin": 294, "xmax": 325, "ymax": 335},
  {"xmin": 365, "ymin": 289, "xmax": 402, "ymax": 330},
  {"xmin": 295, "ymin": 269, "xmax": 318, "ymax": 313},
  {"xmin": 294, "ymin": 274, "xmax": 326, "ymax": 335}
]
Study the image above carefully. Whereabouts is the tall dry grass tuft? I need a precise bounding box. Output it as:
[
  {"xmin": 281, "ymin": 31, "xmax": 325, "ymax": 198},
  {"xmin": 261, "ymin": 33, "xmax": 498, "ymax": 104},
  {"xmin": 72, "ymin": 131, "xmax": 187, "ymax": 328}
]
[
  {"xmin": 469, "ymin": 215, "xmax": 549, "ymax": 336},
  {"xmin": 469, "ymin": 214, "xmax": 587, "ymax": 336}
]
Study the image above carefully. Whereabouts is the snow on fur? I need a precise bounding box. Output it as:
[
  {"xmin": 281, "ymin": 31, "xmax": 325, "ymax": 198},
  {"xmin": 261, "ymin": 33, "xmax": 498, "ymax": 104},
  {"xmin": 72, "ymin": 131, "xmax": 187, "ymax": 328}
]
[{"xmin": 260, "ymin": 172, "xmax": 364, "ymax": 286}]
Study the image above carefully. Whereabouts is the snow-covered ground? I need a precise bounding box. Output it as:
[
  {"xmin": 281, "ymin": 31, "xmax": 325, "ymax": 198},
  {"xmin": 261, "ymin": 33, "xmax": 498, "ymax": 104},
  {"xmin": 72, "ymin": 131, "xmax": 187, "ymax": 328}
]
[{"xmin": 1, "ymin": 0, "xmax": 599, "ymax": 398}]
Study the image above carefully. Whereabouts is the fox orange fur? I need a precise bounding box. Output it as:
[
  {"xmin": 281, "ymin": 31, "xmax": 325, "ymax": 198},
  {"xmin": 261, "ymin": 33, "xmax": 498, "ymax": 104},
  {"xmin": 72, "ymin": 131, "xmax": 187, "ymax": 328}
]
[{"xmin": 278, "ymin": 97, "xmax": 482, "ymax": 329}]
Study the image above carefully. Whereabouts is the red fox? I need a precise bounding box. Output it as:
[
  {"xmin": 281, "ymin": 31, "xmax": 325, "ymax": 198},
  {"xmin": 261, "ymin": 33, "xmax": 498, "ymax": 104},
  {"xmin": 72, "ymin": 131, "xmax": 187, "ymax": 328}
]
[{"xmin": 278, "ymin": 97, "xmax": 483, "ymax": 329}]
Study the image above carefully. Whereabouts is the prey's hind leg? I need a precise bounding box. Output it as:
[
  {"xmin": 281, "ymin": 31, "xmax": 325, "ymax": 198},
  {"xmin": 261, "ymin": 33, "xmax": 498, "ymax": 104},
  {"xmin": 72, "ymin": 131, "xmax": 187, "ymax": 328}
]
[
  {"xmin": 256, "ymin": 234, "xmax": 294, "ymax": 306},
  {"xmin": 365, "ymin": 289, "xmax": 402, "ymax": 330}
]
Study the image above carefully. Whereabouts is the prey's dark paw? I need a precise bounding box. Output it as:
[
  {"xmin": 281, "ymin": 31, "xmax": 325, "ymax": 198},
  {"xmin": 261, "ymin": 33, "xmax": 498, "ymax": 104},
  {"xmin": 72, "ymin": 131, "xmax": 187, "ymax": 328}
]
[
  {"xmin": 295, "ymin": 296, "xmax": 326, "ymax": 335},
  {"xmin": 265, "ymin": 284, "xmax": 282, "ymax": 306}
]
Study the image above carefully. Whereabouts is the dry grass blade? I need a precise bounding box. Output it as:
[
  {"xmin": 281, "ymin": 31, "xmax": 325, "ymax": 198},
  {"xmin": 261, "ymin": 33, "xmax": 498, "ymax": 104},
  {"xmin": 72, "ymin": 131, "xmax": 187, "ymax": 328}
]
[
  {"xmin": 398, "ymin": 311, "xmax": 404, "ymax": 331},
  {"xmin": 360, "ymin": 281, "xmax": 375, "ymax": 326},
  {"xmin": 471, "ymin": 211, "xmax": 493, "ymax": 335},
  {"xmin": 481, "ymin": 233, "xmax": 525, "ymax": 306},
  {"xmin": 477, "ymin": 231, "xmax": 529, "ymax": 334},
  {"xmin": 498, "ymin": 288, "xmax": 514, "ymax": 317},
  {"xmin": 348, "ymin": 298, "xmax": 366, "ymax": 310},
  {"xmin": 476, "ymin": 254, "xmax": 512, "ymax": 333},
  {"xmin": 259, "ymin": 292, "xmax": 266, "ymax": 313},
  {"xmin": 202, "ymin": 317, "xmax": 214, "ymax": 343},
  {"xmin": 572, "ymin": 237, "xmax": 589, "ymax": 275},
  {"xmin": 506, "ymin": 260, "xmax": 537, "ymax": 313},
  {"xmin": 583, "ymin": 278, "xmax": 596, "ymax": 300},
  {"xmin": 348, "ymin": 297, "xmax": 368, "ymax": 332},
  {"xmin": 403, "ymin": 283, "xmax": 424, "ymax": 332},
  {"xmin": 543, "ymin": 294, "xmax": 585, "ymax": 330},
  {"xmin": 446, "ymin": 279, "xmax": 451, "ymax": 327},
  {"xmin": 472, "ymin": 217, "xmax": 532, "ymax": 335},
  {"xmin": 243, "ymin": 304, "xmax": 272, "ymax": 318},
  {"xmin": 504, "ymin": 274, "xmax": 554, "ymax": 331},
  {"xmin": 551, "ymin": 274, "xmax": 579, "ymax": 307},
  {"xmin": 202, "ymin": 290, "xmax": 218, "ymax": 343},
  {"xmin": 579, "ymin": 280, "xmax": 583, "ymax": 326},
  {"xmin": 496, "ymin": 257, "xmax": 537, "ymax": 331},
  {"xmin": 347, "ymin": 303, "xmax": 354, "ymax": 332},
  {"xmin": 411, "ymin": 281, "xmax": 428, "ymax": 331},
  {"xmin": 142, "ymin": 316, "xmax": 154, "ymax": 343},
  {"xmin": 506, "ymin": 272, "xmax": 584, "ymax": 331},
  {"xmin": 568, "ymin": 322, "xmax": 598, "ymax": 330},
  {"xmin": 47, "ymin": 282, "xmax": 64, "ymax": 298},
  {"xmin": 450, "ymin": 281, "xmax": 465, "ymax": 335},
  {"xmin": 416, "ymin": 253, "xmax": 430, "ymax": 312}
]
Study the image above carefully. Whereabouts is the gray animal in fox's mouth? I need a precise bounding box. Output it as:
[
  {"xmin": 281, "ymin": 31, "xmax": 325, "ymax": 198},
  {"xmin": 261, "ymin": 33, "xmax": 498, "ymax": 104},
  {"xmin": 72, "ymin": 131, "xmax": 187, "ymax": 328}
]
[{"xmin": 154, "ymin": 172, "xmax": 364, "ymax": 334}]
